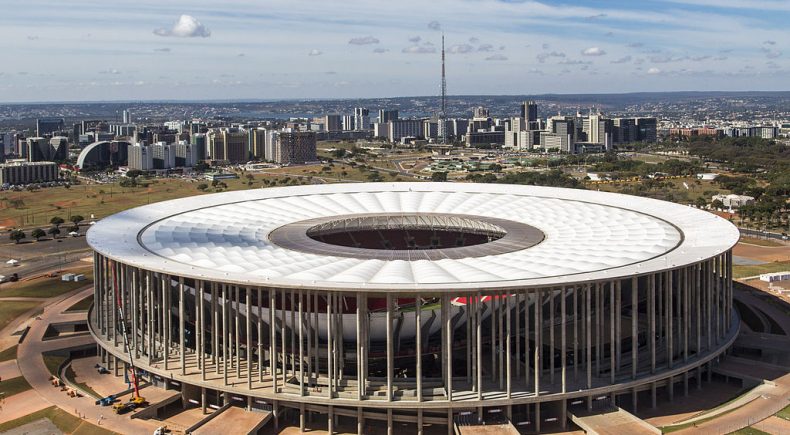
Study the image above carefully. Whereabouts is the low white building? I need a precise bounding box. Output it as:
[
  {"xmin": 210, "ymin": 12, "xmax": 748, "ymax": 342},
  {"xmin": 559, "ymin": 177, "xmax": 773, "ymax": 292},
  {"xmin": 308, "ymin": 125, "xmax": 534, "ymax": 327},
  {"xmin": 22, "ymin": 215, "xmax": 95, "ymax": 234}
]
[
  {"xmin": 760, "ymin": 271, "xmax": 790, "ymax": 283},
  {"xmin": 712, "ymin": 194, "xmax": 755, "ymax": 209}
]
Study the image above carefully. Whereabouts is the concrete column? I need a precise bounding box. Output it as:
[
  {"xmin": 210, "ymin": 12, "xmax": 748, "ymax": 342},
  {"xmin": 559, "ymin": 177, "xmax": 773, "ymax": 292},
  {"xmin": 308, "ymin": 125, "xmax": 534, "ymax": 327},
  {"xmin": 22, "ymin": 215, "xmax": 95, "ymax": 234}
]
[
  {"xmin": 281, "ymin": 289, "xmax": 288, "ymax": 387},
  {"xmin": 328, "ymin": 405, "xmax": 334, "ymax": 435},
  {"xmin": 615, "ymin": 280, "xmax": 622, "ymax": 374},
  {"xmin": 248, "ymin": 288, "xmax": 254, "ymax": 390},
  {"xmin": 179, "ymin": 277, "xmax": 185, "ymax": 375},
  {"xmin": 222, "ymin": 285, "xmax": 228, "ymax": 385},
  {"xmin": 236, "ymin": 287, "xmax": 242, "ymax": 378},
  {"xmin": 476, "ymin": 292, "xmax": 483, "ymax": 400},
  {"xmin": 560, "ymin": 286, "xmax": 567, "ymax": 394},
  {"xmin": 295, "ymin": 290, "xmax": 302, "ymax": 396},
  {"xmin": 514, "ymin": 291, "xmax": 520, "ymax": 380},
  {"xmin": 668, "ymin": 271, "xmax": 674, "ymax": 369},
  {"xmin": 535, "ymin": 289, "xmax": 542, "ymax": 395},
  {"xmin": 300, "ymin": 403, "xmax": 305, "ymax": 432},
  {"xmin": 356, "ymin": 292, "xmax": 363, "ymax": 400},
  {"xmin": 327, "ymin": 292, "xmax": 333, "ymax": 398},
  {"xmin": 506, "ymin": 292, "xmax": 512, "ymax": 398},
  {"xmin": 649, "ymin": 274, "xmax": 656, "ymax": 374},
  {"xmin": 258, "ymin": 287, "xmax": 263, "ymax": 383},
  {"xmin": 357, "ymin": 407, "xmax": 364, "ymax": 435},
  {"xmin": 387, "ymin": 408, "xmax": 393, "ymax": 435},
  {"xmin": 270, "ymin": 288, "xmax": 277, "ymax": 393},
  {"xmin": 417, "ymin": 408, "xmax": 423, "ymax": 435},
  {"xmin": 445, "ymin": 294, "xmax": 453, "ymax": 401},
  {"xmin": 632, "ymin": 276, "xmax": 638, "ymax": 380},
  {"xmin": 595, "ymin": 283, "xmax": 601, "ymax": 376},
  {"xmin": 416, "ymin": 293, "xmax": 422, "ymax": 402},
  {"xmin": 573, "ymin": 285, "xmax": 578, "ymax": 382},
  {"xmin": 549, "ymin": 288, "xmax": 555, "ymax": 385},
  {"xmin": 386, "ymin": 293, "xmax": 393, "ymax": 401},
  {"xmin": 586, "ymin": 284, "xmax": 592, "ymax": 390},
  {"xmin": 525, "ymin": 290, "xmax": 530, "ymax": 388},
  {"xmin": 609, "ymin": 281, "xmax": 615, "ymax": 384}
]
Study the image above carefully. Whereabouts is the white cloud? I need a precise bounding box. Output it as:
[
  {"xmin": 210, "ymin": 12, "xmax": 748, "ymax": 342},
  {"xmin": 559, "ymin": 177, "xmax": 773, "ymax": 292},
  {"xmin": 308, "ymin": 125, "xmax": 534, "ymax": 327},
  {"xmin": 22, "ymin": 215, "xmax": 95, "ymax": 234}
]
[
  {"xmin": 153, "ymin": 47, "xmax": 171, "ymax": 52},
  {"xmin": 99, "ymin": 68, "xmax": 121, "ymax": 75},
  {"xmin": 408, "ymin": 36, "xmax": 421, "ymax": 43},
  {"xmin": 611, "ymin": 55, "xmax": 632, "ymax": 64},
  {"xmin": 308, "ymin": 49, "xmax": 323, "ymax": 56},
  {"xmin": 428, "ymin": 21, "xmax": 441, "ymax": 31},
  {"xmin": 537, "ymin": 51, "xmax": 565, "ymax": 63},
  {"xmin": 448, "ymin": 44, "xmax": 474, "ymax": 54},
  {"xmin": 582, "ymin": 47, "xmax": 606, "ymax": 56},
  {"xmin": 153, "ymin": 15, "xmax": 211, "ymax": 38},
  {"xmin": 373, "ymin": 48, "xmax": 389, "ymax": 54},
  {"xmin": 478, "ymin": 44, "xmax": 494, "ymax": 52},
  {"xmin": 349, "ymin": 36, "xmax": 379, "ymax": 45},
  {"xmin": 647, "ymin": 67, "xmax": 662, "ymax": 75},
  {"xmin": 485, "ymin": 54, "xmax": 508, "ymax": 61},
  {"xmin": 403, "ymin": 45, "xmax": 436, "ymax": 54}
]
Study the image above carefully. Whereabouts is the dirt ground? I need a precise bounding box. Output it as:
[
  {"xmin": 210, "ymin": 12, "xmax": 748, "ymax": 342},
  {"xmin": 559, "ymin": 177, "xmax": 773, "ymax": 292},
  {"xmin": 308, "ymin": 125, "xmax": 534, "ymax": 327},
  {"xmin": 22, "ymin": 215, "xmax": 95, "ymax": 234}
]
[{"xmin": 734, "ymin": 242, "xmax": 790, "ymax": 263}]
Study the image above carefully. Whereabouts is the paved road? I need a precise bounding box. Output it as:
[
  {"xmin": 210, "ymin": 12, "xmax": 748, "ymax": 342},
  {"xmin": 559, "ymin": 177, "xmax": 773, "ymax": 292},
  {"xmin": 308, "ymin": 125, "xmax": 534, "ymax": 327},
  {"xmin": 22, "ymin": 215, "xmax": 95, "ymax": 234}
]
[{"xmin": 16, "ymin": 287, "xmax": 161, "ymax": 434}]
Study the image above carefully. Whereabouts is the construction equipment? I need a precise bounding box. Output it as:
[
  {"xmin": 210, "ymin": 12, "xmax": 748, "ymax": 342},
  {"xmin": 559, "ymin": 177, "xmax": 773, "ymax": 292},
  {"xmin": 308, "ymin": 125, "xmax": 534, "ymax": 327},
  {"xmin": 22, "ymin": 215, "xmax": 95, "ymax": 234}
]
[
  {"xmin": 111, "ymin": 262, "xmax": 146, "ymax": 412},
  {"xmin": 96, "ymin": 394, "xmax": 115, "ymax": 406}
]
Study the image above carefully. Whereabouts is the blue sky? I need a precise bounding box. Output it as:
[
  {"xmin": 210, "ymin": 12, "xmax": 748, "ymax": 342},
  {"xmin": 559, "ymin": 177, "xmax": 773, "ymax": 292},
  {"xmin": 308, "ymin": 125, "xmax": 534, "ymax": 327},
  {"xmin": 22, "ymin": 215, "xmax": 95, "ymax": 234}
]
[{"xmin": 0, "ymin": 0, "xmax": 787, "ymax": 102}]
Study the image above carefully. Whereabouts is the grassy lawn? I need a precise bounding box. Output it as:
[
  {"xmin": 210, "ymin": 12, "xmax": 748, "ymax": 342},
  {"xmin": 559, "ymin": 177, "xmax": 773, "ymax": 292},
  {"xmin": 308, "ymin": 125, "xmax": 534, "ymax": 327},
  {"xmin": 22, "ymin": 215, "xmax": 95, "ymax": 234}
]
[
  {"xmin": 43, "ymin": 354, "xmax": 68, "ymax": 377},
  {"xmin": 733, "ymin": 260, "xmax": 790, "ymax": 279},
  {"xmin": 64, "ymin": 363, "xmax": 101, "ymax": 399},
  {"xmin": 0, "ymin": 344, "xmax": 17, "ymax": 362},
  {"xmin": 66, "ymin": 295, "xmax": 94, "ymax": 312},
  {"xmin": 777, "ymin": 403, "xmax": 790, "ymax": 420},
  {"xmin": 0, "ymin": 300, "xmax": 42, "ymax": 330},
  {"xmin": 729, "ymin": 428, "xmax": 770, "ymax": 435},
  {"xmin": 0, "ymin": 375, "xmax": 32, "ymax": 397},
  {"xmin": 0, "ymin": 269, "xmax": 93, "ymax": 298},
  {"xmin": 0, "ymin": 405, "xmax": 119, "ymax": 434},
  {"xmin": 739, "ymin": 237, "xmax": 784, "ymax": 247}
]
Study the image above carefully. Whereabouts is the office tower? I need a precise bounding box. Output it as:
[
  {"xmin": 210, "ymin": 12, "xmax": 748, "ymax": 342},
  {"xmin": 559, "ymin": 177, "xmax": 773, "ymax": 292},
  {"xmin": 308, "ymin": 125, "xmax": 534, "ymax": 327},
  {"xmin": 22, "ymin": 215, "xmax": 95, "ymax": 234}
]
[
  {"xmin": 342, "ymin": 115, "xmax": 355, "ymax": 131},
  {"xmin": 614, "ymin": 118, "xmax": 638, "ymax": 144},
  {"xmin": 378, "ymin": 110, "xmax": 399, "ymax": 124},
  {"xmin": 473, "ymin": 107, "xmax": 490, "ymax": 119},
  {"xmin": 127, "ymin": 144, "xmax": 153, "ymax": 171},
  {"xmin": 324, "ymin": 115, "xmax": 343, "ymax": 132},
  {"xmin": 0, "ymin": 160, "xmax": 59, "ymax": 184},
  {"xmin": 387, "ymin": 120, "xmax": 423, "ymax": 142},
  {"xmin": 636, "ymin": 118, "xmax": 657, "ymax": 142},
  {"xmin": 354, "ymin": 108, "xmax": 370, "ymax": 131},
  {"xmin": 26, "ymin": 136, "xmax": 68, "ymax": 162},
  {"xmin": 191, "ymin": 133, "xmax": 208, "ymax": 161},
  {"xmin": 521, "ymin": 101, "xmax": 538, "ymax": 123},
  {"xmin": 207, "ymin": 128, "xmax": 248, "ymax": 163},
  {"xmin": 36, "ymin": 118, "xmax": 65, "ymax": 137},
  {"xmin": 175, "ymin": 142, "xmax": 197, "ymax": 168},
  {"xmin": 251, "ymin": 128, "xmax": 268, "ymax": 160},
  {"xmin": 122, "ymin": 109, "xmax": 132, "ymax": 124},
  {"xmin": 273, "ymin": 132, "xmax": 317, "ymax": 165}
]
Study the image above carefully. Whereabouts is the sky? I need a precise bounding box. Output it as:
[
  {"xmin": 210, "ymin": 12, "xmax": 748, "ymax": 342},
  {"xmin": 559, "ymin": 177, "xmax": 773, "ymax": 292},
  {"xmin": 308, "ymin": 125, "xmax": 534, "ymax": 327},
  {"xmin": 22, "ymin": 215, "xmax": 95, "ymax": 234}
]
[{"xmin": 0, "ymin": 0, "xmax": 788, "ymax": 102}]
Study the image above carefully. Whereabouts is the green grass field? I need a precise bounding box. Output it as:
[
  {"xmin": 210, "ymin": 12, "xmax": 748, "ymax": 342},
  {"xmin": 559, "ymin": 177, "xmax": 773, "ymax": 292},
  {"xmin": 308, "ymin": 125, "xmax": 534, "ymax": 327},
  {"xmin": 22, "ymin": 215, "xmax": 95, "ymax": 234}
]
[
  {"xmin": 0, "ymin": 269, "xmax": 93, "ymax": 298},
  {"xmin": 0, "ymin": 405, "xmax": 119, "ymax": 434},
  {"xmin": 0, "ymin": 300, "xmax": 42, "ymax": 330},
  {"xmin": 66, "ymin": 295, "xmax": 94, "ymax": 312},
  {"xmin": 777, "ymin": 403, "xmax": 790, "ymax": 420},
  {"xmin": 43, "ymin": 354, "xmax": 67, "ymax": 377},
  {"xmin": 739, "ymin": 237, "xmax": 784, "ymax": 247},
  {"xmin": 0, "ymin": 375, "xmax": 32, "ymax": 397},
  {"xmin": 0, "ymin": 345, "xmax": 17, "ymax": 362},
  {"xmin": 729, "ymin": 428, "xmax": 770, "ymax": 435},
  {"xmin": 0, "ymin": 168, "xmax": 398, "ymax": 229},
  {"xmin": 733, "ymin": 260, "xmax": 790, "ymax": 279}
]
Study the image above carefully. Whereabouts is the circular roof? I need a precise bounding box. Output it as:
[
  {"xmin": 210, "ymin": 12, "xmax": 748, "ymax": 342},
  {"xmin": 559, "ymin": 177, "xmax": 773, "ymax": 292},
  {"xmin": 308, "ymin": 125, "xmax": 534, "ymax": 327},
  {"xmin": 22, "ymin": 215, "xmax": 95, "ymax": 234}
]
[{"xmin": 87, "ymin": 183, "xmax": 739, "ymax": 291}]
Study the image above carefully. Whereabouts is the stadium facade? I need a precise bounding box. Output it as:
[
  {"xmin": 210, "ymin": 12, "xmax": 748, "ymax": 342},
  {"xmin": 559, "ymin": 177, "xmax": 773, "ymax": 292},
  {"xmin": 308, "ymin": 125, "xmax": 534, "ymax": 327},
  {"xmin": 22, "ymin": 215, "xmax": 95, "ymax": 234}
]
[{"xmin": 87, "ymin": 183, "xmax": 740, "ymax": 433}]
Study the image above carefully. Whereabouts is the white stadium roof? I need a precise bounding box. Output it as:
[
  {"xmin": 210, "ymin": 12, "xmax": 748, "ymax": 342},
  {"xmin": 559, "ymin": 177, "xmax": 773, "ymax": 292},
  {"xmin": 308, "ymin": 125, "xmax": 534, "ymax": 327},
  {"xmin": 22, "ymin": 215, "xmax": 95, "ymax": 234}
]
[{"xmin": 87, "ymin": 183, "xmax": 739, "ymax": 292}]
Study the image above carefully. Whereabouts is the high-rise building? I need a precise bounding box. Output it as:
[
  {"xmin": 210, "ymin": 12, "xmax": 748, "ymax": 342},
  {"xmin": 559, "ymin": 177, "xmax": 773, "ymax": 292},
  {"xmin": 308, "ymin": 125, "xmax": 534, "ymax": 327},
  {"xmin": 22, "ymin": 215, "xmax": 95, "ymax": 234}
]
[
  {"xmin": 0, "ymin": 160, "xmax": 59, "ymax": 185},
  {"xmin": 354, "ymin": 108, "xmax": 370, "ymax": 131},
  {"xmin": 636, "ymin": 118, "xmax": 658, "ymax": 142},
  {"xmin": 273, "ymin": 131, "xmax": 317, "ymax": 165},
  {"xmin": 521, "ymin": 101, "xmax": 538, "ymax": 123},
  {"xmin": 250, "ymin": 128, "xmax": 268, "ymax": 160},
  {"xmin": 175, "ymin": 141, "xmax": 197, "ymax": 168},
  {"xmin": 387, "ymin": 120, "xmax": 423, "ymax": 142},
  {"xmin": 207, "ymin": 128, "xmax": 248, "ymax": 163},
  {"xmin": 26, "ymin": 136, "xmax": 68, "ymax": 162},
  {"xmin": 122, "ymin": 109, "xmax": 132, "ymax": 124},
  {"xmin": 378, "ymin": 109, "xmax": 399, "ymax": 124},
  {"xmin": 473, "ymin": 107, "xmax": 490, "ymax": 119},
  {"xmin": 36, "ymin": 118, "xmax": 65, "ymax": 137},
  {"xmin": 342, "ymin": 115, "xmax": 354, "ymax": 131},
  {"xmin": 324, "ymin": 115, "xmax": 343, "ymax": 132}
]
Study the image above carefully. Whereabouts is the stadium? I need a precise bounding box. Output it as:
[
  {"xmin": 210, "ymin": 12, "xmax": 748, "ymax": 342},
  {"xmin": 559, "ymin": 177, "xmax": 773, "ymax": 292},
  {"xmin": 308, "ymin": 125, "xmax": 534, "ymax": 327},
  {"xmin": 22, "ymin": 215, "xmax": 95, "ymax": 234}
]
[{"xmin": 87, "ymin": 182, "xmax": 740, "ymax": 433}]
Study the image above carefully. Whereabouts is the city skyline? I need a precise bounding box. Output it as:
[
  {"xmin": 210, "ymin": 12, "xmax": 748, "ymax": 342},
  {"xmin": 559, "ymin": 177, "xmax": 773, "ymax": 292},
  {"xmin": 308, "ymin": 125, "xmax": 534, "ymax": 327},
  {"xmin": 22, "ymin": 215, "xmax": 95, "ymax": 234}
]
[{"xmin": 0, "ymin": 0, "xmax": 788, "ymax": 102}]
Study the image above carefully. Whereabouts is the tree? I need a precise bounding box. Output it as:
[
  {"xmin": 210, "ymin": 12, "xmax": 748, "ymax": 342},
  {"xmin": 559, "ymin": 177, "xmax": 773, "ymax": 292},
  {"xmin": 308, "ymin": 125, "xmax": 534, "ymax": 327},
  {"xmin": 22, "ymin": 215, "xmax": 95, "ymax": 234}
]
[
  {"xmin": 70, "ymin": 215, "xmax": 84, "ymax": 225},
  {"xmin": 50, "ymin": 216, "xmax": 65, "ymax": 227},
  {"xmin": 431, "ymin": 171, "xmax": 448, "ymax": 182},
  {"xmin": 68, "ymin": 225, "xmax": 80, "ymax": 234},
  {"xmin": 126, "ymin": 169, "xmax": 143, "ymax": 179},
  {"xmin": 9, "ymin": 229, "xmax": 25, "ymax": 244},
  {"xmin": 47, "ymin": 226, "xmax": 61, "ymax": 239},
  {"xmin": 197, "ymin": 183, "xmax": 208, "ymax": 191},
  {"xmin": 711, "ymin": 199, "xmax": 725, "ymax": 210},
  {"xmin": 31, "ymin": 228, "xmax": 46, "ymax": 241},
  {"xmin": 695, "ymin": 197, "xmax": 708, "ymax": 209}
]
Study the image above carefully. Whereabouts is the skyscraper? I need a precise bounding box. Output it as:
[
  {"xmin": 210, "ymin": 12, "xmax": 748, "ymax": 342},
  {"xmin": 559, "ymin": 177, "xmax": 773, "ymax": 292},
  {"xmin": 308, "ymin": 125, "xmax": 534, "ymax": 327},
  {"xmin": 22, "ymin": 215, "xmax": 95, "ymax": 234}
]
[
  {"xmin": 521, "ymin": 101, "xmax": 538, "ymax": 123},
  {"xmin": 122, "ymin": 109, "xmax": 132, "ymax": 124},
  {"xmin": 36, "ymin": 118, "xmax": 65, "ymax": 137},
  {"xmin": 378, "ymin": 110, "xmax": 399, "ymax": 123},
  {"xmin": 353, "ymin": 108, "xmax": 370, "ymax": 131}
]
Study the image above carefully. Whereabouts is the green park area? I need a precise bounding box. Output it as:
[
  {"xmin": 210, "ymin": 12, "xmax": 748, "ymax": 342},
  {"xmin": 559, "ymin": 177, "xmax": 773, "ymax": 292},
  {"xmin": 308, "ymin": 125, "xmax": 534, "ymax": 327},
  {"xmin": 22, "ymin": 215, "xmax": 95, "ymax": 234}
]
[
  {"xmin": 0, "ymin": 405, "xmax": 119, "ymax": 435},
  {"xmin": 0, "ymin": 375, "xmax": 32, "ymax": 397},
  {"xmin": 0, "ymin": 300, "xmax": 42, "ymax": 330},
  {"xmin": 0, "ymin": 267, "xmax": 93, "ymax": 298},
  {"xmin": 733, "ymin": 260, "xmax": 790, "ymax": 279}
]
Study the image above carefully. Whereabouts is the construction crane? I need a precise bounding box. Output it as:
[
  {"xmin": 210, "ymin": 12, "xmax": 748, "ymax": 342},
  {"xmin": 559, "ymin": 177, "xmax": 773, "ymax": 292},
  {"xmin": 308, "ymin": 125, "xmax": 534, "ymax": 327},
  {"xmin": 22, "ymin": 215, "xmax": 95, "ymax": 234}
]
[{"xmin": 110, "ymin": 262, "xmax": 146, "ymax": 413}]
